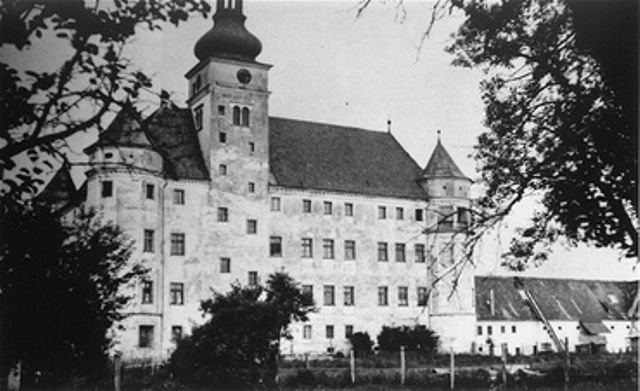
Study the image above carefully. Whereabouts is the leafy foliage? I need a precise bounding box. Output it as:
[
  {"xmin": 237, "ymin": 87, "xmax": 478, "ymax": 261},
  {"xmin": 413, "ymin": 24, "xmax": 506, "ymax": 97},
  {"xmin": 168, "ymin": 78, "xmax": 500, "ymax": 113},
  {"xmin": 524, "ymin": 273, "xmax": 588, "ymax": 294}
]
[
  {"xmin": 0, "ymin": 202, "xmax": 143, "ymax": 386},
  {"xmin": 376, "ymin": 325, "xmax": 439, "ymax": 355},
  {"xmin": 442, "ymin": 0, "xmax": 637, "ymax": 266},
  {"xmin": 170, "ymin": 272, "xmax": 315, "ymax": 388},
  {"xmin": 348, "ymin": 331, "xmax": 374, "ymax": 357},
  {"xmin": 0, "ymin": 0, "xmax": 210, "ymax": 198}
]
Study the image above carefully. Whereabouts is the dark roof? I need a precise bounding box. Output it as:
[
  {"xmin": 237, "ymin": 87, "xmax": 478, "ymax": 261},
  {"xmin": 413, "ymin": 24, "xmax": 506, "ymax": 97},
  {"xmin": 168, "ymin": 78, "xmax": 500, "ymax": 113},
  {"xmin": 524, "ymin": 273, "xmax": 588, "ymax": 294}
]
[
  {"xmin": 475, "ymin": 276, "xmax": 637, "ymax": 322},
  {"xmin": 85, "ymin": 106, "xmax": 150, "ymax": 153},
  {"xmin": 268, "ymin": 117, "xmax": 427, "ymax": 200},
  {"xmin": 144, "ymin": 104, "xmax": 210, "ymax": 181},
  {"xmin": 422, "ymin": 139, "xmax": 469, "ymax": 180},
  {"xmin": 37, "ymin": 166, "xmax": 76, "ymax": 204}
]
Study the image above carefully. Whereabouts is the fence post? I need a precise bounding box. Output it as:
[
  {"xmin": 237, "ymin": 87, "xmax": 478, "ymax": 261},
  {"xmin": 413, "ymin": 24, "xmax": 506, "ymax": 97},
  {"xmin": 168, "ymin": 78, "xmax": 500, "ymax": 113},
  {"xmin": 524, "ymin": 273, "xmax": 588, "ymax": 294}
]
[
  {"xmin": 350, "ymin": 350, "xmax": 355, "ymax": 384},
  {"xmin": 501, "ymin": 343, "xmax": 508, "ymax": 389},
  {"xmin": 400, "ymin": 346, "xmax": 406, "ymax": 385},
  {"xmin": 113, "ymin": 353, "xmax": 122, "ymax": 391},
  {"xmin": 450, "ymin": 347, "xmax": 455, "ymax": 390},
  {"xmin": 564, "ymin": 337, "xmax": 570, "ymax": 391}
]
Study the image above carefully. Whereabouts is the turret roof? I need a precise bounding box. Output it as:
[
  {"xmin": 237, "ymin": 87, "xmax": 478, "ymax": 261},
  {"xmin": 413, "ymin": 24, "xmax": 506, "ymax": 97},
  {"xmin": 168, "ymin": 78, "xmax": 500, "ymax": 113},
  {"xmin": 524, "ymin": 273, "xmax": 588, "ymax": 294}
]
[
  {"xmin": 422, "ymin": 139, "xmax": 470, "ymax": 180},
  {"xmin": 85, "ymin": 105, "xmax": 150, "ymax": 153}
]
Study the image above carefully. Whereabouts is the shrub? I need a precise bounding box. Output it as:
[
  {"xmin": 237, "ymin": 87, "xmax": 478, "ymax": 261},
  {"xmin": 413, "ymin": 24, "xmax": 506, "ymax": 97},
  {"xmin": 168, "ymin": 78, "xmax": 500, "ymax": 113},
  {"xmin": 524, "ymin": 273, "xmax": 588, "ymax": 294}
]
[
  {"xmin": 377, "ymin": 325, "xmax": 439, "ymax": 355},
  {"xmin": 348, "ymin": 332, "xmax": 374, "ymax": 357}
]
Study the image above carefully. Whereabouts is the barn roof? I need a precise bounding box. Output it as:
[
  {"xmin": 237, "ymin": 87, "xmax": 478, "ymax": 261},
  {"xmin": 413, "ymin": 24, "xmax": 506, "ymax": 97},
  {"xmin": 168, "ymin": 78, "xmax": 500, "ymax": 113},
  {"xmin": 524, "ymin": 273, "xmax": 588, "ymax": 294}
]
[{"xmin": 475, "ymin": 276, "xmax": 637, "ymax": 322}]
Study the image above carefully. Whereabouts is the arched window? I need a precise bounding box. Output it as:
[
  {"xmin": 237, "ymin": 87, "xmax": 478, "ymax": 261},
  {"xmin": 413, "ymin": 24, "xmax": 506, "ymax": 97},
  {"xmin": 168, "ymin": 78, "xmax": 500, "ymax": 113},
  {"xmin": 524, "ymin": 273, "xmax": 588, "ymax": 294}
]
[
  {"xmin": 241, "ymin": 107, "xmax": 250, "ymax": 126},
  {"xmin": 232, "ymin": 106, "xmax": 241, "ymax": 125}
]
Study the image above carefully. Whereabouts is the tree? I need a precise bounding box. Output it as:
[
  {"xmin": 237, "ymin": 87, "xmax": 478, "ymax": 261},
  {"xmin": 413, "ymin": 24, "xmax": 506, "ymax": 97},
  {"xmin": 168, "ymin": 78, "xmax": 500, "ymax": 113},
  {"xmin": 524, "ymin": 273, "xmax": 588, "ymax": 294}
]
[
  {"xmin": 347, "ymin": 331, "xmax": 374, "ymax": 357},
  {"xmin": 377, "ymin": 325, "xmax": 439, "ymax": 355},
  {"xmin": 170, "ymin": 272, "xmax": 315, "ymax": 388},
  {"xmin": 0, "ymin": 0, "xmax": 211, "ymax": 199},
  {"xmin": 0, "ymin": 203, "xmax": 144, "ymax": 386}
]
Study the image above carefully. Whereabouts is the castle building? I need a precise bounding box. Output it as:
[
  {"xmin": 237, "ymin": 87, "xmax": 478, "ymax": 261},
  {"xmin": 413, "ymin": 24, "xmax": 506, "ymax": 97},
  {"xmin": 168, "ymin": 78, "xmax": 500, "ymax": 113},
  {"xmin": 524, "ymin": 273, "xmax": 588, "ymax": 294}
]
[{"xmin": 42, "ymin": 0, "xmax": 636, "ymax": 361}]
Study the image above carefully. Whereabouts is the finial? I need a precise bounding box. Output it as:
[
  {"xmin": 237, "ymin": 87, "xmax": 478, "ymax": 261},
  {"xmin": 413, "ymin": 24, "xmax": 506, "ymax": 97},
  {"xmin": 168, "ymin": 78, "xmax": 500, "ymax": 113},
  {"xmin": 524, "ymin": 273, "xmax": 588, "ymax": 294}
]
[
  {"xmin": 437, "ymin": 129, "xmax": 442, "ymax": 142},
  {"xmin": 387, "ymin": 118, "xmax": 392, "ymax": 133}
]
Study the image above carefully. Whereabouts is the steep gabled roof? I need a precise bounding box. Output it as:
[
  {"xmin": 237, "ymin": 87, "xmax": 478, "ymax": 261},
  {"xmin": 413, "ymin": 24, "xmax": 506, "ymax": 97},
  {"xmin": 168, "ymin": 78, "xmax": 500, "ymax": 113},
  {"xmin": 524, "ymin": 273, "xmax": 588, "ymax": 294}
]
[
  {"xmin": 144, "ymin": 104, "xmax": 210, "ymax": 181},
  {"xmin": 423, "ymin": 139, "xmax": 469, "ymax": 180},
  {"xmin": 37, "ymin": 166, "xmax": 76, "ymax": 204},
  {"xmin": 475, "ymin": 276, "xmax": 637, "ymax": 322},
  {"xmin": 268, "ymin": 117, "xmax": 427, "ymax": 200},
  {"xmin": 85, "ymin": 105, "xmax": 150, "ymax": 153}
]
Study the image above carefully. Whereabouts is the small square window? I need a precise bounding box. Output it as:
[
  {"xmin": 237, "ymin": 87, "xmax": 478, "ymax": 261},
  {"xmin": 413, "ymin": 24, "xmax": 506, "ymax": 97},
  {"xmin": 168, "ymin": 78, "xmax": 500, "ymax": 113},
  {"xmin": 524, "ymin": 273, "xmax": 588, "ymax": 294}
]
[
  {"xmin": 378, "ymin": 286, "xmax": 388, "ymax": 306},
  {"xmin": 345, "ymin": 202, "xmax": 354, "ymax": 216},
  {"xmin": 220, "ymin": 257, "xmax": 231, "ymax": 273},
  {"xmin": 219, "ymin": 132, "xmax": 227, "ymax": 143},
  {"xmin": 170, "ymin": 233, "xmax": 185, "ymax": 256},
  {"xmin": 173, "ymin": 189, "xmax": 185, "ymax": 205},
  {"xmin": 398, "ymin": 286, "xmax": 408, "ymax": 306},
  {"xmin": 415, "ymin": 209, "xmax": 424, "ymax": 221},
  {"xmin": 138, "ymin": 325, "xmax": 154, "ymax": 348},
  {"xmin": 322, "ymin": 239, "xmax": 335, "ymax": 259},
  {"xmin": 101, "ymin": 181, "xmax": 113, "ymax": 198},
  {"xmin": 143, "ymin": 229, "xmax": 154, "ymax": 253},
  {"xmin": 248, "ymin": 271, "xmax": 258, "ymax": 286},
  {"xmin": 344, "ymin": 240, "xmax": 356, "ymax": 260},
  {"xmin": 247, "ymin": 219, "xmax": 257, "ymax": 234},
  {"xmin": 271, "ymin": 197, "xmax": 281, "ymax": 211},
  {"xmin": 378, "ymin": 206, "xmax": 386, "ymax": 219},
  {"xmin": 301, "ymin": 238, "xmax": 313, "ymax": 258},
  {"xmin": 396, "ymin": 207, "xmax": 404, "ymax": 220},
  {"xmin": 377, "ymin": 242, "xmax": 388, "ymax": 262},
  {"xmin": 145, "ymin": 183, "xmax": 155, "ymax": 200},
  {"xmin": 302, "ymin": 199, "xmax": 311, "ymax": 213},
  {"xmin": 217, "ymin": 207, "xmax": 229, "ymax": 222},
  {"xmin": 345, "ymin": 325, "xmax": 354, "ymax": 338},
  {"xmin": 171, "ymin": 325, "xmax": 183, "ymax": 342},
  {"xmin": 141, "ymin": 280, "xmax": 153, "ymax": 304},
  {"xmin": 303, "ymin": 325, "xmax": 312, "ymax": 339},
  {"xmin": 248, "ymin": 182, "xmax": 255, "ymax": 193},
  {"xmin": 270, "ymin": 236, "xmax": 282, "ymax": 257},
  {"xmin": 326, "ymin": 325, "xmax": 334, "ymax": 339},
  {"xmin": 170, "ymin": 282, "xmax": 184, "ymax": 305},
  {"xmin": 323, "ymin": 285, "xmax": 335, "ymax": 306},
  {"xmin": 218, "ymin": 105, "xmax": 225, "ymax": 115},
  {"xmin": 219, "ymin": 164, "xmax": 227, "ymax": 176},
  {"xmin": 323, "ymin": 201, "xmax": 332, "ymax": 215}
]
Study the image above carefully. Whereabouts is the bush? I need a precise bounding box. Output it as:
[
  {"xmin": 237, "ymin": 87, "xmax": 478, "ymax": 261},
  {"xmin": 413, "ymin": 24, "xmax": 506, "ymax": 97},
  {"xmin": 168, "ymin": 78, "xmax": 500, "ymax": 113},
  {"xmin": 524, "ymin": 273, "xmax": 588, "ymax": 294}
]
[
  {"xmin": 377, "ymin": 325, "xmax": 438, "ymax": 355},
  {"xmin": 348, "ymin": 332, "xmax": 374, "ymax": 357}
]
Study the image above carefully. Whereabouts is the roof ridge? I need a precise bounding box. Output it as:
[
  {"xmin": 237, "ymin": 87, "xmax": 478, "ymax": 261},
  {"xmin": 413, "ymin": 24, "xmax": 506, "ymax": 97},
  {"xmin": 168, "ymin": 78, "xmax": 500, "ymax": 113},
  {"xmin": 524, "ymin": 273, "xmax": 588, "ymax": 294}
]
[{"xmin": 269, "ymin": 116, "xmax": 388, "ymax": 135}]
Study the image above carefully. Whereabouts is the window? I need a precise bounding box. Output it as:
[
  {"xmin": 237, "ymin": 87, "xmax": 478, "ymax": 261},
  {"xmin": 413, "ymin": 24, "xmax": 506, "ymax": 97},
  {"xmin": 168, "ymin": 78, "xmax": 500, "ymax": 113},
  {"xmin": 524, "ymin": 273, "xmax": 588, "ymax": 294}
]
[
  {"xmin": 143, "ymin": 229, "xmax": 154, "ymax": 253},
  {"xmin": 241, "ymin": 107, "xmax": 250, "ymax": 126},
  {"xmin": 345, "ymin": 325, "xmax": 354, "ymax": 338},
  {"xmin": 326, "ymin": 325, "xmax": 334, "ymax": 339},
  {"xmin": 440, "ymin": 205, "xmax": 454, "ymax": 228},
  {"xmin": 220, "ymin": 257, "xmax": 231, "ymax": 273},
  {"xmin": 396, "ymin": 207, "xmax": 404, "ymax": 220},
  {"xmin": 457, "ymin": 207, "xmax": 470, "ymax": 227},
  {"xmin": 248, "ymin": 271, "xmax": 258, "ymax": 286},
  {"xmin": 378, "ymin": 287, "xmax": 388, "ymax": 306},
  {"xmin": 141, "ymin": 280, "xmax": 153, "ymax": 304},
  {"xmin": 378, "ymin": 206, "xmax": 387, "ymax": 219},
  {"xmin": 512, "ymin": 325, "xmax": 517, "ymax": 333},
  {"xmin": 171, "ymin": 326, "xmax": 183, "ymax": 342},
  {"xmin": 303, "ymin": 325, "xmax": 312, "ymax": 339},
  {"xmin": 344, "ymin": 240, "xmax": 356, "ymax": 260},
  {"xmin": 101, "ymin": 181, "xmax": 113, "ymax": 197},
  {"xmin": 194, "ymin": 104, "xmax": 203, "ymax": 130},
  {"xmin": 395, "ymin": 243, "xmax": 406, "ymax": 262},
  {"xmin": 377, "ymin": 242, "xmax": 388, "ymax": 262},
  {"xmin": 501, "ymin": 325, "xmax": 506, "ymax": 334},
  {"xmin": 249, "ymin": 142, "xmax": 255, "ymax": 153},
  {"xmin": 415, "ymin": 244, "xmax": 425, "ymax": 263},
  {"xmin": 246, "ymin": 219, "xmax": 257, "ymax": 234},
  {"xmin": 193, "ymin": 74, "xmax": 202, "ymax": 93},
  {"xmin": 323, "ymin": 201, "xmax": 332, "ymax": 215},
  {"xmin": 302, "ymin": 199, "xmax": 311, "ymax": 213},
  {"xmin": 345, "ymin": 202, "xmax": 353, "ymax": 216},
  {"xmin": 301, "ymin": 238, "xmax": 313, "ymax": 258},
  {"xmin": 145, "ymin": 183, "xmax": 155, "ymax": 200},
  {"xmin": 417, "ymin": 287, "xmax": 428, "ymax": 306},
  {"xmin": 138, "ymin": 325, "xmax": 154, "ymax": 348},
  {"xmin": 415, "ymin": 209, "xmax": 423, "ymax": 221},
  {"xmin": 248, "ymin": 182, "xmax": 255, "ymax": 193},
  {"xmin": 217, "ymin": 207, "xmax": 229, "ymax": 222},
  {"xmin": 173, "ymin": 189, "xmax": 185, "ymax": 205},
  {"xmin": 477, "ymin": 326, "xmax": 483, "ymax": 336},
  {"xmin": 343, "ymin": 286, "xmax": 355, "ymax": 306},
  {"xmin": 217, "ymin": 105, "xmax": 225, "ymax": 115},
  {"xmin": 270, "ymin": 236, "xmax": 282, "ymax": 257},
  {"xmin": 322, "ymin": 239, "xmax": 334, "ymax": 259},
  {"xmin": 487, "ymin": 326, "xmax": 493, "ymax": 335},
  {"xmin": 219, "ymin": 132, "xmax": 227, "ymax": 143},
  {"xmin": 219, "ymin": 164, "xmax": 227, "ymax": 176},
  {"xmin": 302, "ymin": 285, "xmax": 313, "ymax": 299},
  {"xmin": 232, "ymin": 105, "xmax": 241, "ymax": 125},
  {"xmin": 398, "ymin": 286, "xmax": 409, "ymax": 306},
  {"xmin": 170, "ymin": 233, "xmax": 185, "ymax": 256},
  {"xmin": 323, "ymin": 285, "xmax": 335, "ymax": 306},
  {"xmin": 170, "ymin": 282, "xmax": 184, "ymax": 305},
  {"xmin": 271, "ymin": 197, "xmax": 281, "ymax": 211}
]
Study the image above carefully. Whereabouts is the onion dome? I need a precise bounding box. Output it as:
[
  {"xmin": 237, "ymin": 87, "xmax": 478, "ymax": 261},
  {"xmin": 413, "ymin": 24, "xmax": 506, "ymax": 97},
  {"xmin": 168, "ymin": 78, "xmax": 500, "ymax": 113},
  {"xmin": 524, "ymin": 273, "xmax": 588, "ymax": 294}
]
[{"xmin": 194, "ymin": 0, "xmax": 262, "ymax": 62}]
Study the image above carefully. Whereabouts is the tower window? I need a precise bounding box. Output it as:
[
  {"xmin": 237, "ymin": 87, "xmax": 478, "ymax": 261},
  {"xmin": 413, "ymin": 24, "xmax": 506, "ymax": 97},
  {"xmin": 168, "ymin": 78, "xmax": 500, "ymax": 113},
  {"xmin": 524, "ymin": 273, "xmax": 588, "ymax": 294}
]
[
  {"xmin": 378, "ymin": 286, "xmax": 388, "ymax": 306},
  {"xmin": 218, "ymin": 105, "xmax": 225, "ymax": 115},
  {"xmin": 170, "ymin": 282, "xmax": 184, "ymax": 305},
  {"xmin": 415, "ymin": 244, "xmax": 425, "ymax": 263},
  {"xmin": 145, "ymin": 183, "xmax": 155, "ymax": 200},
  {"xmin": 220, "ymin": 257, "xmax": 231, "ymax": 273},
  {"xmin": 377, "ymin": 242, "xmax": 388, "ymax": 262},
  {"xmin": 193, "ymin": 74, "xmax": 202, "ymax": 94},
  {"xmin": 398, "ymin": 286, "xmax": 408, "ymax": 306},
  {"xmin": 217, "ymin": 207, "xmax": 229, "ymax": 222},
  {"xmin": 170, "ymin": 233, "xmax": 185, "ymax": 256},
  {"xmin": 270, "ymin": 236, "xmax": 282, "ymax": 257},
  {"xmin": 141, "ymin": 280, "xmax": 153, "ymax": 304},
  {"xmin": 143, "ymin": 229, "xmax": 154, "ymax": 253},
  {"xmin": 301, "ymin": 238, "xmax": 313, "ymax": 258},
  {"xmin": 247, "ymin": 219, "xmax": 257, "ymax": 234},
  {"xmin": 395, "ymin": 243, "xmax": 406, "ymax": 262},
  {"xmin": 219, "ymin": 132, "xmax": 227, "ymax": 143},
  {"xmin": 194, "ymin": 104, "xmax": 203, "ymax": 131},
  {"xmin": 241, "ymin": 107, "xmax": 250, "ymax": 126},
  {"xmin": 232, "ymin": 106, "xmax": 241, "ymax": 125},
  {"xmin": 173, "ymin": 189, "xmax": 185, "ymax": 205},
  {"xmin": 457, "ymin": 207, "xmax": 470, "ymax": 227}
]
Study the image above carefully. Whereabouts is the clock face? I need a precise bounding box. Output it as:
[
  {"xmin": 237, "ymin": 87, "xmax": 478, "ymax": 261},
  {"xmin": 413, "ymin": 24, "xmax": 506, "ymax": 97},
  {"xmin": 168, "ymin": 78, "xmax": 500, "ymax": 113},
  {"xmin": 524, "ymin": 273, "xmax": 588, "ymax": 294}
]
[{"xmin": 237, "ymin": 68, "xmax": 252, "ymax": 84}]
